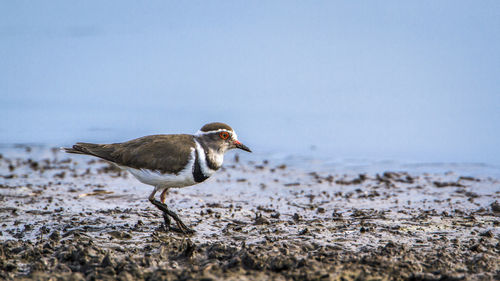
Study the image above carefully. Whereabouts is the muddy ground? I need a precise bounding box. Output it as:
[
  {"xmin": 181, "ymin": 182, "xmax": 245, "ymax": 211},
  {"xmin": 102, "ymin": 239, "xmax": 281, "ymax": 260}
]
[{"xmin": 0, "ymin": 146, "xmax": 499, "ymax": 280}]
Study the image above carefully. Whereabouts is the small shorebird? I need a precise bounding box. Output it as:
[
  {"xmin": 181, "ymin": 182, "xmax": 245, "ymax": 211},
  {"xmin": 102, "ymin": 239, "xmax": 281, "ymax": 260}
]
[{"xmin": 63, "ymin": 122, "xmax": 251, "ymax": 234}]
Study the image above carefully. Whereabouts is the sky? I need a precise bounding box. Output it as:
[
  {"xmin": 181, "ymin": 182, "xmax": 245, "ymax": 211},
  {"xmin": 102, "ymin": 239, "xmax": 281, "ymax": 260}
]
[{"xmin": 1, "ymin": 1, "xmax": 499, "ymax": 165}]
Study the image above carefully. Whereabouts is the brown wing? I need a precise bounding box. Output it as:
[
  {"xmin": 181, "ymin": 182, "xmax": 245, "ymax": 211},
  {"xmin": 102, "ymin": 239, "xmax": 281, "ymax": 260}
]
[{"xmin": 65, "ymin": 134, "xmax": 195, "ymax": 174}]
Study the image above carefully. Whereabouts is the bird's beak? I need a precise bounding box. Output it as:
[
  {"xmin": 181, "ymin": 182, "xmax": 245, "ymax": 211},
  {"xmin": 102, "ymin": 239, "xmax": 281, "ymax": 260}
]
[{"xmin": 233, "ymin": 140, "xmax": 252, "ymax": 152}]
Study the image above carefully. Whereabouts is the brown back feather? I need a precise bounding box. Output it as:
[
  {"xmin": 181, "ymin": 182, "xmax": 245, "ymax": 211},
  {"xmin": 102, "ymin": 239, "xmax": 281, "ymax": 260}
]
[{"xmin": 66, "ymin": 134, "xmax": 195, "ymax": 174}]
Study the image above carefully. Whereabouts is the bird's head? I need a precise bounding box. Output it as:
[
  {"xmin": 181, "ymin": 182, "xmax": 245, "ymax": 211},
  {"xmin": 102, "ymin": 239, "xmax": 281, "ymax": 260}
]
[{"xmin": 195, "ymin": 122, "xmax": 251, "ymax": 154}]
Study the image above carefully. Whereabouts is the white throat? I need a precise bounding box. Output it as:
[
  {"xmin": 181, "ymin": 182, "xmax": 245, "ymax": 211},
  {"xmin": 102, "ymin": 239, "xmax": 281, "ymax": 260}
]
[
  {"xmin": 208, "ymin": 149, "xmax": 224, "ymax": 167},
  {"xmin": 193, "ymin": 139, "xmax": 223, "ymax": 176}
]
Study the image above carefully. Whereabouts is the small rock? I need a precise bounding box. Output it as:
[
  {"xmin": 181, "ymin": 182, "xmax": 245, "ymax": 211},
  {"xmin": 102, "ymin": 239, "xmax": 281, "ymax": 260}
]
[
  {"xmin": 101, "ymin": 253, "xmax": 115, "ymax": 268},
  {"xmin": 270, "ymin": 212, "xmax": 280, "ymax": 219},
  {"xmin": 49, "ymin": 231, "xmax": 61, "ymax": 241},
  {"xmin": 491, "ymin": 201, "xmax": 500, "ymax": 212},
  {"xmin": 108, "ymin": 231, "xmax": 132, "ymax": 240},
  {"xmin": 292, "ymin": 213, "xmax": 301, "ymax": 222},
  {"xmin": 298, "ymin": 228, "xmax": 309, "ymax": 235},
  {"xmin": 254, "ymin": 213, "xmax": 270, "ymax": 225},
  {"xmin": 479, "ymin": 230, "xmax": 494, "ymax": 238}
]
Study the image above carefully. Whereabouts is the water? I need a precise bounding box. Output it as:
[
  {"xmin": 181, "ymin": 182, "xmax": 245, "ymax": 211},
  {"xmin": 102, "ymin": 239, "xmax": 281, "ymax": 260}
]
[{"xmin": 1, "ymin": 1, "xmax": 499, "ymax": 170}]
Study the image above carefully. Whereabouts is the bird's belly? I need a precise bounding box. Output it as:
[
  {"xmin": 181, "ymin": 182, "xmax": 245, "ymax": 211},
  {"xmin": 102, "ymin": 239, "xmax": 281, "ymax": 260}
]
[{"xmin": 125, "ymin": 167, "xmax": 197, "ymax": 188}]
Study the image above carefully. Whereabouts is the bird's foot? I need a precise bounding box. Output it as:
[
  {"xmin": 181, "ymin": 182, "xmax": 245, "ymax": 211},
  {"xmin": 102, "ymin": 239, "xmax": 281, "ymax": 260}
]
[
  {"xmin": 173, "ymin": 219, "xmax": 195, "ymax": 234},
  {"xmin": 150, "ymin": 199, "xmax": 195, "ymax": 235},
  {"xmin": 162, "ymin": 212, "xmax": 195, "ymax": 234},
  {"xmin": 167, "ymin": 225, "xmax": 195, "ymax": 234},
  {"xmin": 162, "ymin": 213, "xmax": 172, "ymax": 231}
]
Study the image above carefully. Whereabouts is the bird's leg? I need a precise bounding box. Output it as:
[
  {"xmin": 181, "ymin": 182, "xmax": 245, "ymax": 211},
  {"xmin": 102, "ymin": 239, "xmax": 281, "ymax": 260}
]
[
  {"xmin": 149, "ymin": 188, "xmax": 194, "ymax": 234},
  {"xmin": 162, "ymin": 212, "xmax": 172, "ymax": 228},
  {"xmin": 150, "ymin": 199, "xmax": 194, "ymax": 234},
  {"xmin": 159, "ymin": 189, "xmax": 171, "ymax": 228},
  {"xmin": 160, "ymin": 189, "xmax": 168, "ymax": 204},
  {"xmin": 149, "ymin": 189, "xmax": 171, "ymax": 229},
  {"xmin": 148, "ymin": 189, "xmax": 157, "ymax": 202}
]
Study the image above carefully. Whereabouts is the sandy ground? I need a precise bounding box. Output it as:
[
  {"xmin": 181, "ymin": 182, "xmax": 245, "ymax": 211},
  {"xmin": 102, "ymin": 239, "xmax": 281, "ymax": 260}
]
[{"xmin": 0, "ymin": 146, "xmax": 499, "ymax": 280}]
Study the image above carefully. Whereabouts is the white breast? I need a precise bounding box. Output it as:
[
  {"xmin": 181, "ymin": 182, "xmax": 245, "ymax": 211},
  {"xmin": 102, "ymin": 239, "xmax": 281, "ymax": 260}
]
[{"xmin": 123, "ymin": 148, "xmax": 197, "ymax": 188}]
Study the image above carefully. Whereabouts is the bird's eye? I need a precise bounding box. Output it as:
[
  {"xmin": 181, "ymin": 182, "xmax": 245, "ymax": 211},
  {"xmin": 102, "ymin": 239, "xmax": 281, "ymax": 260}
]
[{"xmin": 219, "ymin": 131, "xmax": 230, "ymax": 140}]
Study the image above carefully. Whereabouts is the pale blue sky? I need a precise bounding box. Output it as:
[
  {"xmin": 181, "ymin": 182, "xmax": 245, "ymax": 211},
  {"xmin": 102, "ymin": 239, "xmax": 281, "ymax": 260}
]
[{"xmin": 1, "ymin": 1, "xmax": 499, "ymax": 164}]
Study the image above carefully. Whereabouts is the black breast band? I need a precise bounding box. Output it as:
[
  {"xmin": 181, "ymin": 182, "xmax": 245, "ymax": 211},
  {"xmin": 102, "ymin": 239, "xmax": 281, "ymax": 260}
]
[{"xmin": 193, "ymin": 150, "xmax": 209, "ymax": 183}]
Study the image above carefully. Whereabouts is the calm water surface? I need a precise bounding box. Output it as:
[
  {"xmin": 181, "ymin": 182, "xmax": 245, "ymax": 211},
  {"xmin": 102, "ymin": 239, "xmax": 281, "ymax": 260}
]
[{"xmin": 1, "ymin": 1, "xmax": 499, "ymax": 170}]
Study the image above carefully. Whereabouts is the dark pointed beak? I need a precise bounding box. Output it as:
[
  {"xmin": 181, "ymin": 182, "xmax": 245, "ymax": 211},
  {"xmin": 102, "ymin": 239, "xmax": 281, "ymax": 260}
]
[{"xmin": 233, "ymin": 140, "xmax": 252, "ymax": 152}]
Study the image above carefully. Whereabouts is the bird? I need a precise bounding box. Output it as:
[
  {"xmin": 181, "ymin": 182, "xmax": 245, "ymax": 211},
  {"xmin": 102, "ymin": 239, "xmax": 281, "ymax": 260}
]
[{"xmin": 63, "ymin": 122, "xmax": 251, "ymax": 234}]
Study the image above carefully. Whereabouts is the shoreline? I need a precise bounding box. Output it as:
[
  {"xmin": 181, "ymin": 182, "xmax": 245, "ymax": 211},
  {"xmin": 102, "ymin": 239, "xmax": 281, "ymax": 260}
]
[{"xmin": 1, "ymin": 146, "xmax": 499, "ymax": 280}]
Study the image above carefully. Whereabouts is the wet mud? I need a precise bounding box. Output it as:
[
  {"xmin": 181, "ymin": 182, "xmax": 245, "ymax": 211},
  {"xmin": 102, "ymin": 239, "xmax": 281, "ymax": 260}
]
[{"xmin": 1, "ymin": 146, "xmax": 499, "ymax": 280}]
